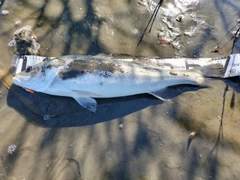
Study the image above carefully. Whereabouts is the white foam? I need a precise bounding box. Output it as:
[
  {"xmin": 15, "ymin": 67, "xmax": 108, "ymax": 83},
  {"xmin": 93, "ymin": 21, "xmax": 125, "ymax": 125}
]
[
  {"xmin": 14, "ymin": 25, "xmax": 32, "ymax": 35},
  {"xmin": 8, "ymin": 25, "xmax": 41, "ymax": 54},
  {"xmin": 177, "ymin": 0, "xmax": 200, "ymax": 6},
  {"xmin": 7, "ymin": 144, "xmax": 16, "ymax": 154}
]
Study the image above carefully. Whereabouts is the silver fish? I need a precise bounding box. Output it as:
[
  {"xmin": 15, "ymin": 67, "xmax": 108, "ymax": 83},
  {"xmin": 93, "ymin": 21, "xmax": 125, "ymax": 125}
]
[{"xmin": 12, "ymin": 55, "xmax": 204, "ymax": 112}]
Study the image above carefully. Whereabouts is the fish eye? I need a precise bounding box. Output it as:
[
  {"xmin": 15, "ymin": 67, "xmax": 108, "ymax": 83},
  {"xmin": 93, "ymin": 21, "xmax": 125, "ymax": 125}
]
[{"xmin": 26, "ymin": 66, "xmax": 32, "ymax": 73}]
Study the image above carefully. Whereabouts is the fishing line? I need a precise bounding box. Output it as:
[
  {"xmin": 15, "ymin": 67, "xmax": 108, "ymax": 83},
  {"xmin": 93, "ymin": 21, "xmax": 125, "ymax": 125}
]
[
  {"xmin": 230, "ymin": 26, "xmax": 240, "ymax": 54},
  {"xmin": 213, "ymin": 19, "xmax": 240, "ymax": 55},
  {"xmin": 137, "ymin": 0, "xmax": 164, "ymax": 47},
  {"xmin": 148, "ymin": 1, "xmax": 162, "ymax": 33}
]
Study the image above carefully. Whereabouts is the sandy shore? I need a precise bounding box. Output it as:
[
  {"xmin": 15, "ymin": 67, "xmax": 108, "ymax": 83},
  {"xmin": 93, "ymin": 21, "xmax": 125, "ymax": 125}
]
[{"xmin": 1, "ymin": 0, "xmax": 240, "ymax": 179}]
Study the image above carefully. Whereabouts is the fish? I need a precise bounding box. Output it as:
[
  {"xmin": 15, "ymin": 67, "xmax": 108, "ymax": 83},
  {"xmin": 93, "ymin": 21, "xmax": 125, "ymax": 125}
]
[{"xmin": 12, "ymin": 55, "xmax": 204, "ymax": 112}]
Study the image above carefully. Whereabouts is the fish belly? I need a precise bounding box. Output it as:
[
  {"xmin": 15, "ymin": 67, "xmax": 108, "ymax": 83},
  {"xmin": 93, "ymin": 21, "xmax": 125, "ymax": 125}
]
[{"xmin": 43, "ymin": 70, "xmax": 197, "ymax": 98}]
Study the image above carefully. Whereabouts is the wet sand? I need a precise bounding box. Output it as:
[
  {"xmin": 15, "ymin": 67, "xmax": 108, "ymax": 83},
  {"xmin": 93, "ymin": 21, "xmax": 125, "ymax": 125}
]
[{"xmin": 1, "ymin": 0, "xmax": 240, "ymax": 179}]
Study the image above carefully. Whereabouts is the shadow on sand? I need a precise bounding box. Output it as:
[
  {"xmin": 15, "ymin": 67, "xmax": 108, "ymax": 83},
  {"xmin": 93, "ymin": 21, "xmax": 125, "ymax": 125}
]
[{"xmin": 7, "ymin": 84, "xmax": 202, "ymax": 127}]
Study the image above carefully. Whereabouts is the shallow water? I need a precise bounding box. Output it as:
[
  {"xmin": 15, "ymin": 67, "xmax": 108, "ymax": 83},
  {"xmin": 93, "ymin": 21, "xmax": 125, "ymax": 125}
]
[{"xmin": 1, "ymin": 0, "xmax": 240, "ymax": 179}]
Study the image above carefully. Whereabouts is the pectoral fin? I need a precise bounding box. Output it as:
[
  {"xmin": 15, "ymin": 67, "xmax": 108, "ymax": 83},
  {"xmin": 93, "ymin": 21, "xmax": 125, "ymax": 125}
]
[
  {"xmin": 73, "ymin": 96, "xmax": 97, "ymax": 112},
  {"xmin": 148, "ymin": 92, "xmax": 169, "ymax": 101},
  {"xmin": 148, "ymin": 89, "xmax": 170, "ymax": 101}
]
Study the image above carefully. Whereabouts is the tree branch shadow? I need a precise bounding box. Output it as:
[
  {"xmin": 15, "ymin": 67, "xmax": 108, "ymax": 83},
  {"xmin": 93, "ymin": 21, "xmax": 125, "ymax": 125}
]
[{"xmin": 199, "ymin": 84, "xmax": 228, "ymax": 179}]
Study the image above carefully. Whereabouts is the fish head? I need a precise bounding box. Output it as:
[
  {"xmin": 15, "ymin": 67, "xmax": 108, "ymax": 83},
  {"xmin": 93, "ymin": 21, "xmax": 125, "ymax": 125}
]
[{"xmin": 12, "ymin": 58, "xmax": 66, "ymax": 91}]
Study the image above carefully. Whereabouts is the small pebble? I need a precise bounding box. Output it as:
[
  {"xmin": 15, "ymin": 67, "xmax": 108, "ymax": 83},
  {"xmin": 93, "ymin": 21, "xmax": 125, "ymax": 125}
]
[
  {"xmin": 15, "ymin": 20, "xmax": 22, "ymax": 25},
  {"xmin": 119, "ymin": 124, "xmax": 123, "ymax": 129},
  {"xmin": 2, "ymin": 10, "xmax": 9, "ymax": 15},
  {"xmin": 176, "ymin": 15, "xmax": 183, "ymax": 22},
  {"xmin": 189, "ymin": 131, "xmax": 197, "ymax": 138}
]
